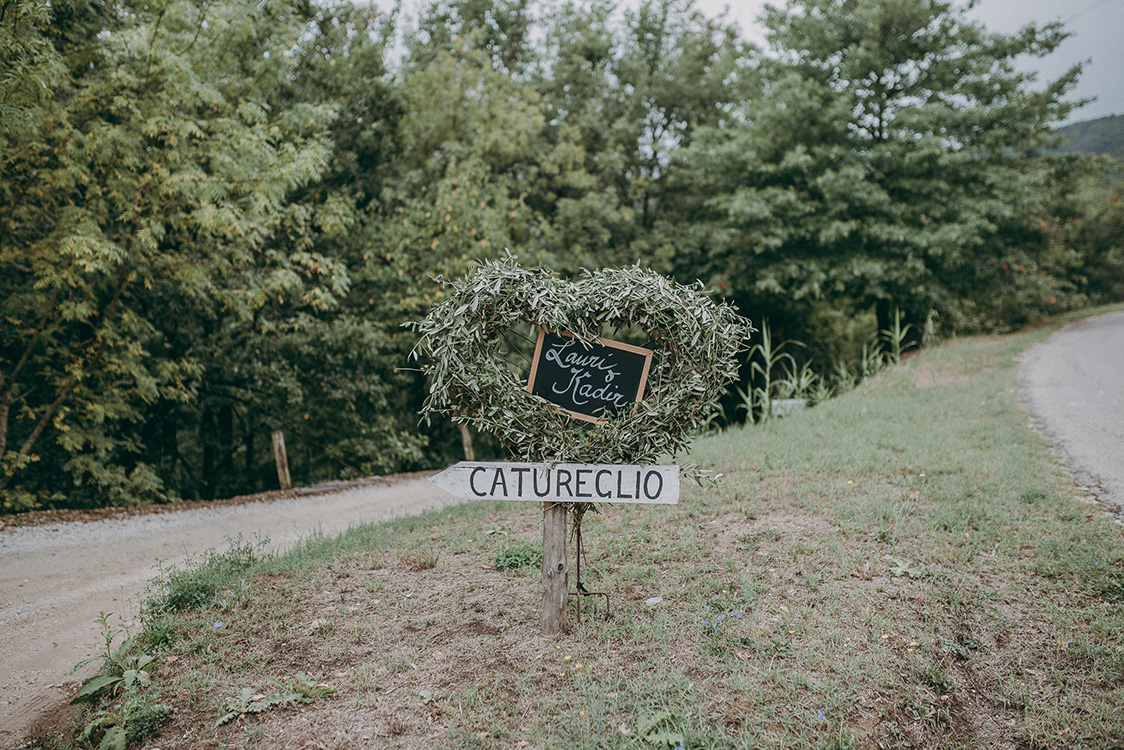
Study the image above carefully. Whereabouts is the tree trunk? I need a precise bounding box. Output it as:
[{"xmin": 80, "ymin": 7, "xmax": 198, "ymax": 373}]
[
  {"xmin": 0, "ymin": 397, "xmax": 9, "ymax": 463},
  {"xmin": 217, "ymin": 403, "xmax": 234, "ymax": 496},
  {"xmin": 459, "ymin": 423, "xmax": 475, "ymax": 461},
  {"xmin": 244, "ymin": 427, "xmax": 256, "ymax": 492},
  {"xmin": 162, "ymin": 407, "xmax": 179, "ymax": 482},
  {"xmin": 201, "ymin": 404, "xmax": 214, "ymax": 499}
]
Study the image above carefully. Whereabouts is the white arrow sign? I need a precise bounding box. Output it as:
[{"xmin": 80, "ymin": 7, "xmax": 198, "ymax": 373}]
[{"xmin": 430, "ymin": 462, "xmax": 679, "ymax": 504}]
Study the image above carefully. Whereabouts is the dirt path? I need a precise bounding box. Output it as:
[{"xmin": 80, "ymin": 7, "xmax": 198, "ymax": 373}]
[
  {"xmin": 1020, "ymin": 310, "xmax": 1124, "ymax": 518},
  {"xmin": 0, "ymin": 475, "xmax": 461, "ymax": 746}
]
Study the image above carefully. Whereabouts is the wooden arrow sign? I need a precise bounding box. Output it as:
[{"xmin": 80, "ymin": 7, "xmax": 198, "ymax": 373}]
[{"xmin": 430, "ymin": 462, "xmax": 679, "ymax": 504}]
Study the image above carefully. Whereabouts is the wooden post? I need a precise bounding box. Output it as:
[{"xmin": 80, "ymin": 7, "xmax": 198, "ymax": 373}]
[
  {"xmin": 541, "ymin": 501, "xmax": 568, "ymax": 634},
  {"xmin": 271, "ymin": 430, "xmax": 292, "ymax": 490}
]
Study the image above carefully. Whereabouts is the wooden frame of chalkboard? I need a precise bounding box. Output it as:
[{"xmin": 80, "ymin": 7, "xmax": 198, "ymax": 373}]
[{"xmin": 525, "ymin": 329, "xmax": 654, "ymax": 424}]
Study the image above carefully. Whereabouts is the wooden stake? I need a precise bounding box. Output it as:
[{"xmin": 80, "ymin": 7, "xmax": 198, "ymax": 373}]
[
  {"xmin": 541, "ymin": 502, "xmax": 568, "ymax": 634},
  {"xmin": 271, "ymin": 430, "xmax": 292, "ymax": 490}
]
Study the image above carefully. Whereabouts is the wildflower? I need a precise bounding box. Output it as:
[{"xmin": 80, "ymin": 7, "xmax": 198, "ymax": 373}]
[
  {"xmin": 214, "ymin": 621, "xmax": 224, "ymax": 629},
  {"xmin": 816, "ymin": 709, "xmax": 826, "ymax": 722}
]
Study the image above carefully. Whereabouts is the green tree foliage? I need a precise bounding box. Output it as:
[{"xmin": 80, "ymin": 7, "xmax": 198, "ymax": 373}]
[
  {"xmin": 411, "ymin": 0, "xmax": 535, "ymax": 75},
  {"xmin": 0, "ymin": 0, "xmax": 65, "ymax": 131},
  {"xmin": 1, "ymin": 0, "xmax": 344, "ymax": 508},
  {"xmin": 536, "ymin": 0, "xmax": 752, "ymax": 270},
  {"xmin": 1047, "ymin": 170, "xmax": 1124, "ymax": 303},
  {"xmin": 167, "ymin": 3, "xmax": 429, "ymax": 498},
  {"xmin": 0, "ymin": 0, "xmax": 1110, "ymax": 512},
  {"xmin": 672, "ymin": 0, "xmax": 1084, "ymax": 337}
]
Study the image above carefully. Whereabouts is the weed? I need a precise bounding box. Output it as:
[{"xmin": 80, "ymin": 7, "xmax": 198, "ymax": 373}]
[
  {"xmin": 494, "ymin": 539, "xmax": 542, "ymax": 571},
  {"xmin": 408, "ymin": 546, "xmax": 441, "ymax": 570},
  {"xmin": 1100, "ymin": 571, "xmax": 1124, "ymax": 601},
  {"xmin": 831, "ymin": 357, "xmax": 858, "ymax": 393},
  {"xmin": 860, "ymin": 339, "xmax": 885, "ymax": 378},
  {"xmin": 142, "ymin": 535, "xmax": 265, "ymax": 626},
  {"xmin": 738, "ymin": 322, "xmax": 797, "ymax": 423},
  {"xmin": 916, "ymin": 663, "xmax": 953, "ymax": 693},
  {"xmin": 70, "ymin": 613, "xmax": 154, "ymax": 705},
  {"xmin": 80, "ymin": 690, "xmax": 172, "ymax": 750},
  {"xmin": 632, "ymin": 710, "xmax": 685, "ymax": 748},
  {"xmin": 880, "ymin": 307, "xmax": 917, "ymax": 365},
  {"xmin": 66, "ymin": 613, "xmax": 170, "ymax": 750},
  {"xmin": 216, "ymin": 673, "xmax": 336, "ymax": 726},
  {"xmin": 776, "ymin": 359, "xmax": 819, "ymax": 401}
]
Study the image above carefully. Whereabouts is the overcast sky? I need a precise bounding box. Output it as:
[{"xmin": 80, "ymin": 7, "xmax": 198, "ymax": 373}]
[{"xmin": 378, "ymin": 0, "xmax": 1122, "ymax": 124}]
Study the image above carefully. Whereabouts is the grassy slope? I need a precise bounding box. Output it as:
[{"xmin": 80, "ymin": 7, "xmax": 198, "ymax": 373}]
[{"xmin": 50, "ymin": 312, "xmax": 1124, "ymax": 750}]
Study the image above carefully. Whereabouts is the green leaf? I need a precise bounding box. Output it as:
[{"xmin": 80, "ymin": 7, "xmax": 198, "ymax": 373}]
[
  {"xmin": 638, "ymin": 710, "xmax": 674, "ymax": 738},
  {"xmin": 71, "ymin": 675, "xmax": 121, "ymax": 704}
]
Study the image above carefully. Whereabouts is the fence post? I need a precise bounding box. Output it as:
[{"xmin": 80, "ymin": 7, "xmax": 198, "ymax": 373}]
[{"xmin": 271, "ymin": 430, "xmax": 292, "ymax": 490}]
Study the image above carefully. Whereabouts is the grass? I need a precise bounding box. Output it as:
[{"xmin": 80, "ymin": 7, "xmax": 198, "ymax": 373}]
[{"xmin": 31, "ymin": 306, "xmax": 1124, "ymax": 750}]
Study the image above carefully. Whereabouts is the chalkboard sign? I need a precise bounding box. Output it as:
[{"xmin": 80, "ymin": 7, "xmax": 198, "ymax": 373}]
[{"xmin": 526, "ymin": 330, "xmax": 653, "ymax": 423}]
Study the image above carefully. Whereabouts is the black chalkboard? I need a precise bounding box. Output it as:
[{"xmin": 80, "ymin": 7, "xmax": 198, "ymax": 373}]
[{"xmin": 526, "ymin": 330, "xmax": 653, "ymax": 423}]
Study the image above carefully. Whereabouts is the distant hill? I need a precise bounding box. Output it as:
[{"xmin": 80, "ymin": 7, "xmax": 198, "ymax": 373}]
[{"xmin": 1055, "ymin": 114, "xmax": 1124, "ymax": 160}]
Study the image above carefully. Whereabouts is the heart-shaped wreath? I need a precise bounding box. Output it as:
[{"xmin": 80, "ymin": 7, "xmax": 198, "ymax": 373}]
[{"xmin": 410, "ymin": 257, "xmax": 753, "ymax": 478}]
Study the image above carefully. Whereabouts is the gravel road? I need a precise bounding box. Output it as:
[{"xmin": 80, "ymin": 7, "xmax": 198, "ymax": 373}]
[
  {"xmin": 0, "ymin": 475, "xmax": 462, "ymax": 746},
  {"xmin": 1020, "ymin": 310, "xmax": 1124, "ymax": 518}
]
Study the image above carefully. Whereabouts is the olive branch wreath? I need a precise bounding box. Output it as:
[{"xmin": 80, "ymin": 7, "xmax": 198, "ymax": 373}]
[{"xmin": 409, "ymin": 256, "xmax": 754, "ymax": 479}]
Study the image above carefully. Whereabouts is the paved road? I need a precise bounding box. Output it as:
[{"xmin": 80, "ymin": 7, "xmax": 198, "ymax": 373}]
[
  {"xmin": 1020, "ymin": 310, "xmax": 1124, "ymax": 518},
  {"xmin": 0, "ymin": 476, "xmax": 461, "ymax": 746}
]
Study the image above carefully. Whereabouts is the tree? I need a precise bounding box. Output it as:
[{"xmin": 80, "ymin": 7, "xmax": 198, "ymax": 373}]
[
  {"xmin": 411, "ymin": 0, "xmax": 535, "ymax": 76},
  {"xmin": 0, "ymin": 0, "xmax": 343, "ymax": 509},
  {"xmin": 536, "ymin": 0, "xmax": 752, "ymax": 271},
  {"xmin": 672, "ymin": 0, "xmax": 1084, "ymax": 338},
  {"xmin": 165, "ymin": 2, "xmax": 426, "ymax": 498},
  {"xmin": 1047, "ymin": 165, "xmax": 1124, "ymax": 306}
]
